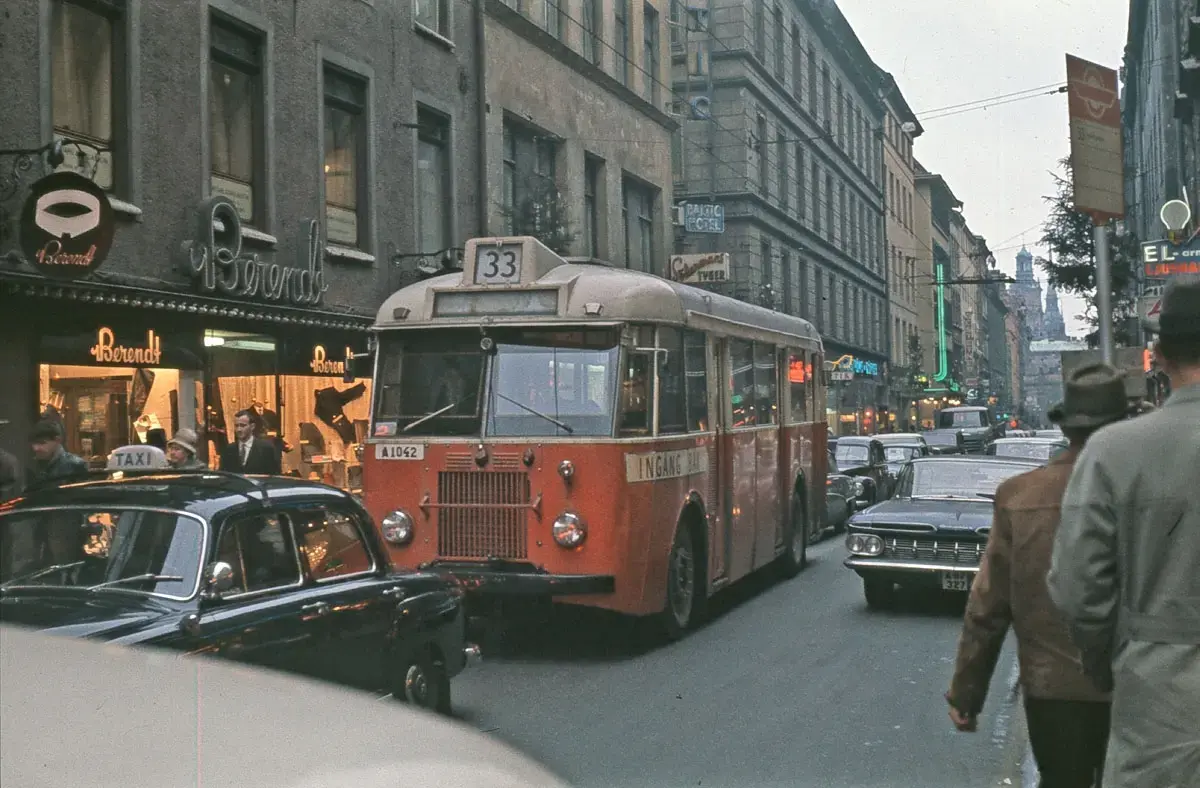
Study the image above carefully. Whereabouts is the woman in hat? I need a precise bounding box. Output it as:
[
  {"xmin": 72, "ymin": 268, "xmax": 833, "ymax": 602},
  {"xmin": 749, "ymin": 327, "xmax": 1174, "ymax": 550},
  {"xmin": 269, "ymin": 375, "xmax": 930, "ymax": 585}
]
[{"xmin": 165, "ymin": 429, "xmax": 206, "ymax": 471}]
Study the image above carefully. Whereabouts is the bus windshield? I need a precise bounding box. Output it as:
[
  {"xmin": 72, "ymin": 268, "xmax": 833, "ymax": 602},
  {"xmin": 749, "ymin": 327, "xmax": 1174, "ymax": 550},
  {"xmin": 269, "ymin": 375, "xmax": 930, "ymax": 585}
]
[{"xmin": 374, "ymin": 327, "xmax": 620, "ymax": 437}]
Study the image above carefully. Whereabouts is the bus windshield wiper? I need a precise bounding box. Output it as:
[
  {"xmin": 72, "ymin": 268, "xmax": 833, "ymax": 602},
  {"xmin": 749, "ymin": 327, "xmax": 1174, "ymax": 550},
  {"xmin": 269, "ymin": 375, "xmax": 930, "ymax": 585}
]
[
  {"xmin": 492, "ymin": 392, "xmax": 575, "ymax": 434},
  {"xmin": 1, "ymin": 561, "xmax": 85, "ymax": 589},
  {"xmin": 403, "ymin": 400, "xmax": 462, "ymax": 432},
  {"xmin": 88, "ymin": 574, "xmax": 184, "ymax": 591}
]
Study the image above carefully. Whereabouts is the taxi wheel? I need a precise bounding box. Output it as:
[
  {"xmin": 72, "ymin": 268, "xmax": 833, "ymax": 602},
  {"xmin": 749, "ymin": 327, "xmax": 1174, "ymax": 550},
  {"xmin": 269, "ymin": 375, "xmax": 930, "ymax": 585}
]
[
  {"xmin": 397, "ymin": 652, "xmax": 452, "ymax": 714},
  {"xmin": 778, "ymin": 493, "xmax": 808, "ymax": 578},
  {"xmin": 659, "ymin": 523, "xmax": 703, "ymax": 641}
]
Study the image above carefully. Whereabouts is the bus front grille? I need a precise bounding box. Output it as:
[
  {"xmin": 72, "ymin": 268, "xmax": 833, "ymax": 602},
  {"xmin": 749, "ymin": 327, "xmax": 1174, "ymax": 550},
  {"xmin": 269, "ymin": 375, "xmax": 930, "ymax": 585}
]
[{"xmin": 436, "ymin": 471, "xmax": 531, "ymax": 559}]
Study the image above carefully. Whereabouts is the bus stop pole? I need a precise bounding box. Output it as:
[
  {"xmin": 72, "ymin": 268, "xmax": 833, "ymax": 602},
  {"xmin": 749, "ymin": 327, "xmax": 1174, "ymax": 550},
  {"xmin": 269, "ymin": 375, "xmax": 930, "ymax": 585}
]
[{"xmin": 1093, "ymin": 220, "xmax": 1114, "ymax": 364}]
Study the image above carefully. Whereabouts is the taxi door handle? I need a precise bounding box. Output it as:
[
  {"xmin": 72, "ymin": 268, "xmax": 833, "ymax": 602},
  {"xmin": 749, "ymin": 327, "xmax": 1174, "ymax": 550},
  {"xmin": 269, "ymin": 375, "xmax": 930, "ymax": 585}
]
[
  {"xmin": 382, "ymin": 586, "xmax": 407, "ymax": 600},
  {"xmin": 301, "ymin": 601, "xmax": 330, "ymax": 617}
]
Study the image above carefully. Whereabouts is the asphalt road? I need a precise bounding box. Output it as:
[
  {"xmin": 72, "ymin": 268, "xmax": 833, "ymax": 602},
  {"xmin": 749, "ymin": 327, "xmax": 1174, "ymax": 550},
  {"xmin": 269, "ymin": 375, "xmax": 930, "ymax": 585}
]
[{"xmin": 451, "ymin": 537, "xmax": 1027, "ymax": 788}]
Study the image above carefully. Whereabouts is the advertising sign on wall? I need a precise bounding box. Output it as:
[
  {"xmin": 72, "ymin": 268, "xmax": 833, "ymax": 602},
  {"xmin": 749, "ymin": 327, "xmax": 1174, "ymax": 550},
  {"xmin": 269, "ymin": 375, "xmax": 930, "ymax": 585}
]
[{"xmin": 19, "ymin": 171, "xmax": 115, "ymax": 277}]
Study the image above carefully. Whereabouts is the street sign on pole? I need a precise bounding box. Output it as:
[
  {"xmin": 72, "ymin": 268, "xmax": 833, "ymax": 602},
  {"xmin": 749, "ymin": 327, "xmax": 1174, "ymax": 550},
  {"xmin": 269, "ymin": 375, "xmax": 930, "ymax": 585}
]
[
  {"xmin": 1065, "ymin": 55, "xmax": 1124, "ymax": 221},
  {"xmin": 682, "ymin": 203, "xmax": 724, "ymax": 233}
]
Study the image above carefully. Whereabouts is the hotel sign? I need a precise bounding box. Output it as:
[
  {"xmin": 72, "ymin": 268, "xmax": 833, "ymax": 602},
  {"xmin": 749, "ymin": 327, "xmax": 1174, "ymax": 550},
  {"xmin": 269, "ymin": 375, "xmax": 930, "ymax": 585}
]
[{"xmin": 181, "ymin": 196, "xmax": 328, "ymax": 306}]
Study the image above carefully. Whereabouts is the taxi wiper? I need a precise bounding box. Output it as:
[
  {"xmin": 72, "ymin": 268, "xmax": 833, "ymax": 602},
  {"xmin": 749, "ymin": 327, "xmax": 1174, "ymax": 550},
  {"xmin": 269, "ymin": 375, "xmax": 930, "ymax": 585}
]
[
  {"xmin": 492, "ymin": 392, "xmax": 574, "ymax": 434},
  {"xmin": 912, "ymin": 494, "xmax": 986, "ymax": 501},
  {"xmin": 403, "ymin": 400, "xmax": 462, "ymax": 433},
  {"xmin": 88, "ymin": 573, "xmax": 184, "ymax": 591},
  {"xmin": 0, "ymin": 561, "xmax": 85, "ymax": 588}
]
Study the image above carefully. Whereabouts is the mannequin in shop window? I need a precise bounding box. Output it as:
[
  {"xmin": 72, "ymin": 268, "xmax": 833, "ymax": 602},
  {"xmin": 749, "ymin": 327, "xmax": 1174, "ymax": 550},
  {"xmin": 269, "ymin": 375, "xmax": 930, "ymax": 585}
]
[
  {"xmin": 219, "ymin": 409, "xmax": 282, "ymax": 475},
  {"xmin": 248, "ymin": 398, "xmax": 291, "ymax": 454}
]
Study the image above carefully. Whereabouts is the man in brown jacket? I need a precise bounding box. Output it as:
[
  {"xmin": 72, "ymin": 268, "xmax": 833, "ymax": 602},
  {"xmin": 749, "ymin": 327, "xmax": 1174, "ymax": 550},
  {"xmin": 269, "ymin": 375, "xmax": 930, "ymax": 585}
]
[{"xmin": 946, "ymin": 363, "xmax": 1130, "ymax": 787}]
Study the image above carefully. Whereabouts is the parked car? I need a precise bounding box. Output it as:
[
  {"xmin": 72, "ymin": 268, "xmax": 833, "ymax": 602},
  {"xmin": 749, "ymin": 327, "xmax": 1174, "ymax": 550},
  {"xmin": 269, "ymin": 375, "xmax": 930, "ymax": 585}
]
[
  {"xmin": 987, "ymin": 437, "xmax": 1069, "ymax": 464},
  {"xmin": 832, "ymin": 436, "xmax": 894, "ymax": 504},
  {"xmin": 0, "ymin": 469, "xmax": 478, "ymax": 713},
  {"xmin": 824, "ymin": 449, "xmax": 862, "ymax": 534},
  {"xmin": 0, "ymin": 625, "xmax": 564, "ymax": 788},
  {"xmin": 843, "ymin": 455, "xmax": 1041, "ymax": 609}
]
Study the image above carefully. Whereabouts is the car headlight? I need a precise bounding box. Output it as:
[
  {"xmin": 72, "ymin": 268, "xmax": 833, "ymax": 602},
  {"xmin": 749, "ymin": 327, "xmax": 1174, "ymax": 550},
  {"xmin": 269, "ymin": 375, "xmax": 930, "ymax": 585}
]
[
  {"xmin": 846, "ymin": 532, "xmax": 884, "ymax": 557},
  {"xmin": 381, "ymin": 509, "xmax": 414, "ymax": 545},
  {"xmin": 552, "ymin": 512, "xmax": 587, "ymax": 548},
  {"xmin": 853, "ymin": 478, "xmax": 866, "ymax": 496}
]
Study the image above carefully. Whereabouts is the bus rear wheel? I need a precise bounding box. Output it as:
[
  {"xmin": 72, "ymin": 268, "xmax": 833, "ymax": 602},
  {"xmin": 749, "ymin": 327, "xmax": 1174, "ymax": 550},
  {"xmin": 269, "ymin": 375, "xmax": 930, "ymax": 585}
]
[
  {"xmin": 777, "ymin": 492, "xmax": 808, "ymax": 578},
  {"xmin": 658, "ymin": 523, "xmax": 703, "ymax": 641}
]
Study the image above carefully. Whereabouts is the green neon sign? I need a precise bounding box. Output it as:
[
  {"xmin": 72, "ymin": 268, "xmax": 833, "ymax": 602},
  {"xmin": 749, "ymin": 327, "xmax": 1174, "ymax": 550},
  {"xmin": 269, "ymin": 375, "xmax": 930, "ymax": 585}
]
[{"xmin": 934, "ymin": 262, "xmax": 949, "ymax": 382}]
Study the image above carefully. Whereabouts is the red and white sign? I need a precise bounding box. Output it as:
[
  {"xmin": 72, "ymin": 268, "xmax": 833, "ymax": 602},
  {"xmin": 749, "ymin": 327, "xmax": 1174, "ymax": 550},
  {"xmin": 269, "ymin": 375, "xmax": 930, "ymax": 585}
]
[
  {"xmin": 1140, "ymin": 293, "xmax": 1163, "ymax": 332},
  {"xmin": 1066, "ymin": 54, "xmax": 1124, "ymax": 222}
]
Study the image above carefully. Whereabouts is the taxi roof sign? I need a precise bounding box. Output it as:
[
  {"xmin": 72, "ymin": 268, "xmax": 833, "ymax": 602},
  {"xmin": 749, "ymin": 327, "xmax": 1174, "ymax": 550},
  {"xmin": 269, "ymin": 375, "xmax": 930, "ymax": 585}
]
[{"xmin": 107, "ymin": 445, "xmax": 168, "ymax": 471}]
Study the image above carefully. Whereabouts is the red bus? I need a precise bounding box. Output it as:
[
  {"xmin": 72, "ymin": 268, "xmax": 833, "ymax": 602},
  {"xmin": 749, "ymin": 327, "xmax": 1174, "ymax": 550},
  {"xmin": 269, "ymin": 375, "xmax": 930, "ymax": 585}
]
[{"xmin": 361, "ymin": 236, "xmax": 827, "ymax": 638}]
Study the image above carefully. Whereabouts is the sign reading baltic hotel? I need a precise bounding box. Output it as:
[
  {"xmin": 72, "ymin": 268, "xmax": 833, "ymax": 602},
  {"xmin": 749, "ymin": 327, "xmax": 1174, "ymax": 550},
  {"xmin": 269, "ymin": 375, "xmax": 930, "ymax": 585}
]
[{"xmin": 182, "ymin": 196, "xmax": 328, "ymax": 306}]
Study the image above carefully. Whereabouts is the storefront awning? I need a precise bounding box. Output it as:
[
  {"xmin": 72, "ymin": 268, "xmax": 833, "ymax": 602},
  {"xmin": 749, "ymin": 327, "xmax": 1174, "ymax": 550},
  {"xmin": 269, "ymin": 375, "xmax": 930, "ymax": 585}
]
[{"xmin": 0, "ymin": 270, "xmax": 371, "ymax": 331}]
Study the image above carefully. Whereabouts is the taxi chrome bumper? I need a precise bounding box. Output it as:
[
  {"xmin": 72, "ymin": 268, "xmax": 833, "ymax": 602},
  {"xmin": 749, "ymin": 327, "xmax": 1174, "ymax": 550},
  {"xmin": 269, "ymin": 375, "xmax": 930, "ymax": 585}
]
[{"xmin": 844, "ymin": 557, "xmax": 981, "ymax": 574}]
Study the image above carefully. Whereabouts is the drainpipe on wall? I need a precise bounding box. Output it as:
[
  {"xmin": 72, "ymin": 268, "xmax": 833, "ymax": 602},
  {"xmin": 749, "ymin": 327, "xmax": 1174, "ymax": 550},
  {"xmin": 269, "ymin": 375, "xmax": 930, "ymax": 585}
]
[{"xmin": 474, "ymin": 0, "xmax": 489, "ymax": 236}]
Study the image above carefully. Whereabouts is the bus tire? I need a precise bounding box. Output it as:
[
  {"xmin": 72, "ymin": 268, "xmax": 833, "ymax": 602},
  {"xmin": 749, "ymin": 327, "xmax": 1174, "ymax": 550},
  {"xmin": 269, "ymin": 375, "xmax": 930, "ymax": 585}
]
[
  {"xmin": 778, "ymin": 491, "xmax": 808, "ymax": 578},
  {"xmin": 658, "ymin": 521, "xmax": 703, "ymax": 641}
]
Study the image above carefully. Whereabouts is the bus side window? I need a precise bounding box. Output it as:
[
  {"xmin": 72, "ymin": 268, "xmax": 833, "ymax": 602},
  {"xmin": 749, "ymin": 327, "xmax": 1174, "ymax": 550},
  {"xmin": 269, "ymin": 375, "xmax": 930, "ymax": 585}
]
[
  {"xmin": 753, "ymin": 343, "xmax": 777, "ymax": 425},
  {"xmin": 619, "ymin": 352, "xmax": 652, "ymax": 436},
  {"xmin": 788, "ymin": 350, "xmax": 809, "ymax": 423},
  {"xmin": 657, "ymin": 327, "xmax": 687, "ymax": 435},
  {"xmin": 683, "ymin": 330, "xmax": 708, "ymax": 431},
  {"xmin": 730, "ymin": 339, "xmax": 756, "ymax": 427}
]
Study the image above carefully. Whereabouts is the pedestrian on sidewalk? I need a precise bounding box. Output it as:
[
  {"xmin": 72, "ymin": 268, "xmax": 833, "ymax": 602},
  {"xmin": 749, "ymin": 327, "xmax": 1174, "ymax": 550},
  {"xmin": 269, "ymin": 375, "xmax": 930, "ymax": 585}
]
[
  {"xmin": 945, "ymin": 362, "xmax": 1130, "ymax": 787},
  {"xmin": 165, "ymin": 428, "xmax": 206, "ymax": 470},
  {"xmin": 1048, "ymin": 277, "xmax": 1200, "ymax": 788}
]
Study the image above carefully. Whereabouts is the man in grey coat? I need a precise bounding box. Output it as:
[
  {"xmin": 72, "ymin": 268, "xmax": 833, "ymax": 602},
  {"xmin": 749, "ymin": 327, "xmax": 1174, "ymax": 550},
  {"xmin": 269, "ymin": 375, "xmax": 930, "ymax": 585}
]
[{"xmin": 1048, "ymin": 276, "xmax": 1200, "ymax": 787}]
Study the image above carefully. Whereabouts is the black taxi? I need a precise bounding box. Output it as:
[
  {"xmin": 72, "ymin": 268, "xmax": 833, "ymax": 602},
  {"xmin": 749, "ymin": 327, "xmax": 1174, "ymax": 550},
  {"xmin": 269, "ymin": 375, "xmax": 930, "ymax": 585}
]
[{"xmin": 0, "ymin": 460, "xmax": 478, "ymax": 714}]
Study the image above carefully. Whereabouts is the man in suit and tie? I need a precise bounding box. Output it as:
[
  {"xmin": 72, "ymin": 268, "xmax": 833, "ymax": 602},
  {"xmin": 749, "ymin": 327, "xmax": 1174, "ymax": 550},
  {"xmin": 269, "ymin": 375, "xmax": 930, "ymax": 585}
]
[{"xmin": 220, "ymin": 409, "xmax": 282, "ymax": 475}]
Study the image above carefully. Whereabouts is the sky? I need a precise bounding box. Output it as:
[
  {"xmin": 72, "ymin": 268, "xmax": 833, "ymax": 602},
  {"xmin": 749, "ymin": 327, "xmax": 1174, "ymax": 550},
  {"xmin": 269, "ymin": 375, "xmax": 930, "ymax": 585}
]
[{"xmin": 836, "ymin": 0, "xmax": 1129, "ymax": 337}]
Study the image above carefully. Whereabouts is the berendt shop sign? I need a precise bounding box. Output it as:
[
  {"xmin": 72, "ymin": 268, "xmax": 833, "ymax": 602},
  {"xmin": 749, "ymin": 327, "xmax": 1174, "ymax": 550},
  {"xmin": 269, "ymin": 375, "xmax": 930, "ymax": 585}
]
[{"xmin": 18, "ymin": 171, "xmax": 115, "ymax": 278}]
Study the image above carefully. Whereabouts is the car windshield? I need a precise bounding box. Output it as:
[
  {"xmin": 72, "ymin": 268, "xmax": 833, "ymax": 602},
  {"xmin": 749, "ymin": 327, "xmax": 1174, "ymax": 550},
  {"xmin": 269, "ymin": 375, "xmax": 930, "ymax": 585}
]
[
  {"xmin": 937, "ymin": 410, "xmax": 986, "ymax": 428},
  {"xmin": 904, "ymin": 460, "xmax": 1030, "ymax": 499},
  {"xmin": 885, "ymin": 446, "xmax": 922, "ymax": 462},
  {"xmin": 835, "ymin": 444, "xmax": 870, "ymax": 467},
  {"xmin": 0, "ymin": 508, "xmax": 203, "ymax": 598},
  {"xmin": 993, "ymin": 442, "xmax": 1061, "ymax": 460}
]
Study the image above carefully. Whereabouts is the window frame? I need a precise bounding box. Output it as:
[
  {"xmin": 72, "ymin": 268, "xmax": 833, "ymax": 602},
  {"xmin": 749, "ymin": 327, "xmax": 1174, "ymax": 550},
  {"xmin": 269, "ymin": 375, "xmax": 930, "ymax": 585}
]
[
  {"xmin": 643, "ymin": 3, "xmax": 660, "ymax": 105},
  {"xmin": 213, "ymin": 511, "xmax": 305, "ymax": 601},
  {"xmin": 415, "ymin": 106, "xmax": 452, "ymax": 255},
  {"xmin": 413, "ymin": 0, "xmax": 450, "ymax": 37},
  {"xmin": 288, "ymin": 506, "xmax": 378, "ymax": 585},
  {"xmin": 583, "ymin": 154, "xmax": 603, "ymax": 258},
  {"xmin": 614, "ymin": 0, "xmax": 629, "ymax": 86},
  {"xmin": 208, "ymin": 12, "xmax": 266, "ymax": 227},
  {"xmin": 322, "ymin": 64, "xmax": 369, "ymax": 249}
]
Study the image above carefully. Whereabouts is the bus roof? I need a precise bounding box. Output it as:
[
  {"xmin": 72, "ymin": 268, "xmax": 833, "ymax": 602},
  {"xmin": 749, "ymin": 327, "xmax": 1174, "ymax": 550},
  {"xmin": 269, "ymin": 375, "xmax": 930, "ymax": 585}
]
[{"xmin": 374, "ymin": 237, "xmax": 822, "ymax": 349}]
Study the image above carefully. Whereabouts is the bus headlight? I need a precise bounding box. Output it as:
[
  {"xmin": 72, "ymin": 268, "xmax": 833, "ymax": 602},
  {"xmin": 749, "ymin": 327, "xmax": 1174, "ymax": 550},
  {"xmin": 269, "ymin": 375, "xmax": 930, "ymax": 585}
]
[
  {"xmin": 552, "ymin": 512, "xmax": 586, "ymax": 548},
  {"xmin": 382, "ymin": 510, "xmax": 415, "ymax": 545},
  {"xmin": 846, "ymin": 533, "xmax": 884, "ymax": 557}
]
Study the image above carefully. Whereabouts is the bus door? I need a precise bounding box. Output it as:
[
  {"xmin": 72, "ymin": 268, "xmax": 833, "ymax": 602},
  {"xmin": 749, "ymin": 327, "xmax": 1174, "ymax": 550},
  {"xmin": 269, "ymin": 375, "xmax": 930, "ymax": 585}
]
[
  {"xmin": 727, "ymin": 338, "xmax": 760, "ymax": 580},
  {"xmin": 708, "ymin": 335, "xmax": 731, "ymax": 586},
  {"xmin": 751, "ymin": 342, "xmax": 782, "ymax": 570}
]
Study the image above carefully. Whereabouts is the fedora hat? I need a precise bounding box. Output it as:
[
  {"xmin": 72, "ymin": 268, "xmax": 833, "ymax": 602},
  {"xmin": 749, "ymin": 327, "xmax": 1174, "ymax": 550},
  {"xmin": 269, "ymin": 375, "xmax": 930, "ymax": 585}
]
[
  {"xmin": 1144, "ymin": 275, "xmax": 1200, "ymax": 338},
  {"xmin": 167, "ymin": 428, "xmax": 198, "ymax": 456},
  {"xmin": 1048, "ymin": 362, "xmax": 1129, "ymax": 428}
]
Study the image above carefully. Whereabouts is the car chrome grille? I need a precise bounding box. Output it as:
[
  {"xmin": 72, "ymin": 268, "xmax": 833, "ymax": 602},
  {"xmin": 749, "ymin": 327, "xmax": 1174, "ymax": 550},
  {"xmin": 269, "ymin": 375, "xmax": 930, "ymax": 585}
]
[
  {"xmin": 881, "ymin": 536, "xmax": 985, "ymax": 566},
  {"xmin": 436, "ymin": 471, "xmax": 531, "ymax": 559}
]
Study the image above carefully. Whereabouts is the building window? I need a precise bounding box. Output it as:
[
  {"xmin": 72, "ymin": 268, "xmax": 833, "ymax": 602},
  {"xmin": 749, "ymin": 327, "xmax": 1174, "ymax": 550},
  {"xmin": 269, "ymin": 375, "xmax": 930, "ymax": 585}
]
[
  {"xmin": 210, "ymin": 17, "xmax": 263, "ymax": 224},
  {"xmin": 754, "ymin": 0, "xmax": 765, "ymax": 60},
  {"xmin": 414, "ymin": 0, "xmax": 448, "ymax": 36},
  {"xmin": 813, "ymin": 165, "xmax": 822, "ymax": 235},
  {"xmin": 583, "ymin": 155, "xmax": 603, "ymax": 257},
  {"xmin": 622, "ymin": 177, "xmax": 656, "ymax": 273},
  {"xmin": 821, "ymin": 63, "xmax": 831, "ymax": 131},
  {"xmin": 824, "ymin": 173, "xmax": 833, "ymax": 239},
  {"xmin": 791, "ymin": 28, "xmax": 802, "ymax": 100},
  {"xmin": 782, "ymin": 250, "xmax": 793, "ymax": 314},
  {"xmin": 777, "ymin": 132, "xmax": 788, "ymax": 212},
  {"xmin": 761, "ymin": 239, "xmax": 773, "ymax": 303},
  {"xmin": 773, "ymin": 6, "xmax": 784, "ymax": 78},
  {"xmin": 545, "ymin": 0, "xmax": 564, "ymax": 39},
  {"xmin": 582, "ymin": 0, "xmax": 600, "ymax": 64},
  {"xmin": 501, "ymin": 119, "xmax": 558, "ymax": 236},
  {"xmin": 795, "ymin": 144, "xmax": 805, "ymax": 222},
  {"xmin": 643, "ymin": 4, "xmax": 660, "ymax": 105},
  {"xmin": 807, "ymin": 49, "xmax": 817, "ymax": 111},
  {"xmin": 323, "ymin": 67, "xmax": 368, "ymax": 248},
  {"xmin": 615, "ymin": 0, "xmax": 629, "ymax": 85},
  {"xmin": 50, "ymin": 0, "xmax": 119, "ymax": 191},
  {"xmin": 837, "ymin": 181, "xmax": 846, "ymax": 248},
  {"xmin": 757, "ymin": 114, "xmax": 768, "ymax": 195},
  {"xmin": 835, "ymin": 81, "xmax": 844, "ymax": 147},
  {"xmin": 416, "ymin": 109, "xmax": 450, "ymax": 255}
]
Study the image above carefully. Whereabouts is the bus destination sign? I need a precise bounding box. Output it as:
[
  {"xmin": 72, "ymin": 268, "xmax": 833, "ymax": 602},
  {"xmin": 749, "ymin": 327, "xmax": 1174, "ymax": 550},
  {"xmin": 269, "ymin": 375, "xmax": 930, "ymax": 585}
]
[{"xmin": 625, "ymin": 447, "xmax": 709, "ymax": 483}]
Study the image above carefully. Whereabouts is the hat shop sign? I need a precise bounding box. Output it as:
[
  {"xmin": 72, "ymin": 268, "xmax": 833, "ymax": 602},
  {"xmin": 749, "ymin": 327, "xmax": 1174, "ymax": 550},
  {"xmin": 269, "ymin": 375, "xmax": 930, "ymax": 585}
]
[
  {"xmin": 18, "ymin": 171, "xmax": 116, "ymax": 278},
  {"xmin": 181, "ymin": 196, "xmax": 328, "ymax": 306}
]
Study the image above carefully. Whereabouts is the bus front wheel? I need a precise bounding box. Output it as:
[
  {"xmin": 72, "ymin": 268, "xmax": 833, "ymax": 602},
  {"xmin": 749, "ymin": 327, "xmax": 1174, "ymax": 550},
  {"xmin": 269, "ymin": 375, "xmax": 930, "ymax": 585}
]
[{"xmin": 658, "ymin": 522, "xmax": 704, "ymax": 640}]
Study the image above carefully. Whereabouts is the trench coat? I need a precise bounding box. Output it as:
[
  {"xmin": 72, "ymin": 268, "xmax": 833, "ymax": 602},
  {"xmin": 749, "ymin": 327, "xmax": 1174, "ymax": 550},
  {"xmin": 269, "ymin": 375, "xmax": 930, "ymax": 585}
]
[
  {"xmin": 947, "ymin": 447, "xmax": 1109, "ymax": 716},
  {"xmin": 1048, "ymin": 382, "xmax": 1200, "ymax": 787}
]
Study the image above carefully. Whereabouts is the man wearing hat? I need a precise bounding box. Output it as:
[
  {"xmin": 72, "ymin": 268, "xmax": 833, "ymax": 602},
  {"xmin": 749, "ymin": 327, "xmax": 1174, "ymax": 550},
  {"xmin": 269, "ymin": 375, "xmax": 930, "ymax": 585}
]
[
  {"xmin": 1049, "ymin": 276, "xmax": 1200, "ymax": 787},
  {"xmin": 165, "ymin": 428, "xmax": 206, "ymax": 471},
  {"xmin": 946, "ymin": 362, "xmax": 1127, "ymax": 787}
]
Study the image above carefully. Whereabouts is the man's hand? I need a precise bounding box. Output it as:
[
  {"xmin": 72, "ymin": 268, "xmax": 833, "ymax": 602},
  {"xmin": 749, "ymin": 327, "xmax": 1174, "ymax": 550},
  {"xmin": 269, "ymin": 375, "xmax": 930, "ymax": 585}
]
[{"xmin": 948, "ymin": 704, "xmax": 978, "ymax": 732}]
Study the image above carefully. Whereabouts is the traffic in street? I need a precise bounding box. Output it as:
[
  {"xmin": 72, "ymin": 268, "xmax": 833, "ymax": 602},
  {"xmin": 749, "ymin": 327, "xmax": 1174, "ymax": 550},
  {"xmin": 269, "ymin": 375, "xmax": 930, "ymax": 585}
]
[{"xmin": 452, "ymin": 537, "xmax": 1028, "ymax": 788}]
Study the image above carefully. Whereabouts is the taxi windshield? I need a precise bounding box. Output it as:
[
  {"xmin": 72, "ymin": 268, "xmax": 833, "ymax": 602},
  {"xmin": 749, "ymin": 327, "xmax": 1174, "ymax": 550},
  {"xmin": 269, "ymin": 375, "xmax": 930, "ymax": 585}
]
[
  {"xmin": 885, "ymin": 446, "xmax": 922, "ymax": 462},
  {"xmin": 993, "ymin": 441, "xmax": 1062, "ymax": 460},
  {"xmin": 0, "ymin": 508, "xmax": 204, "ymax": 598},
  {"xmin": 836, "ymin": 444, "xmax": 871, "ymax": 467}
]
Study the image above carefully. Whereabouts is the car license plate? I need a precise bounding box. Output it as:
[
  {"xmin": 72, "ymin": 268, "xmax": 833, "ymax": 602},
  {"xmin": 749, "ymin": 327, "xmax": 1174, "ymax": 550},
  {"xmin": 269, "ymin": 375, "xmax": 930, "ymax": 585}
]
[{"xmin": 941, "ymin": 572, "xmax": 971, "ymax": 592}]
